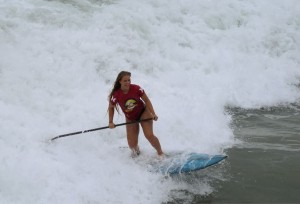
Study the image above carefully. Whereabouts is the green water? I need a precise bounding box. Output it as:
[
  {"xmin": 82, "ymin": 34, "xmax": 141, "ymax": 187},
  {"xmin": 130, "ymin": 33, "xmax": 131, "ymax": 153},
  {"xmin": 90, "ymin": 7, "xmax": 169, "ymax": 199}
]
[
  {"xmin": 214, "ymin": 105, "xmax": 300, "ymax": 203},
  {"xmin": 166, "ymin": 104, "xmax": 300, "ymax": 204}
]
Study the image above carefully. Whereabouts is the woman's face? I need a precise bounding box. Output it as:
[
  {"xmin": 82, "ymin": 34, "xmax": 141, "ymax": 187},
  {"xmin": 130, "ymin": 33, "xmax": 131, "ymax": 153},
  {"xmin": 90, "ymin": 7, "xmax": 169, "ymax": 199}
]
[{"xmin": 119, "ymin": 75, "xmax": 131, "ymax": 91}]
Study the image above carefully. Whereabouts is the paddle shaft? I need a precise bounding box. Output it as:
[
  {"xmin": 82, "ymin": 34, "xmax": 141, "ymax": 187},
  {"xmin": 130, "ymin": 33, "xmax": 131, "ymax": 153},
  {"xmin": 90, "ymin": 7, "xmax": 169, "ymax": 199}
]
[{"xmin": 50, "ymin": 118, "xmax": 153, "ymax": 141}]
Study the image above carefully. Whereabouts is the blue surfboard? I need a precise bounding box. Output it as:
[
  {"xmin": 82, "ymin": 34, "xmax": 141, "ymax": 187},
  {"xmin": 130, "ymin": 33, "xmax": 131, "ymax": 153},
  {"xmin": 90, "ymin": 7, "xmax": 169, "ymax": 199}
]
[{"xmin": 156, "ymin": 153, "xmax": 227, "ymax": 175}]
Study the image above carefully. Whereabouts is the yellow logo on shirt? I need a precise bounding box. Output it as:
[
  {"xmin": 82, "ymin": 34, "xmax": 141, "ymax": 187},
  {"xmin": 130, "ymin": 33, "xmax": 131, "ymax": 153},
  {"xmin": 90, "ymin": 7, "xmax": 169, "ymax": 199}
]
[{"xmin": 125, "ymin": 99, "xmax": 137, "ymax": 112}]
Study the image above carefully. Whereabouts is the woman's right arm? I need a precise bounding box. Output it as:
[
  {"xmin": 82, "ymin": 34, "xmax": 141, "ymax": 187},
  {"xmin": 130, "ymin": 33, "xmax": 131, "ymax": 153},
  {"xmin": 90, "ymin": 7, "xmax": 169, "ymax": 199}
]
[{"xmin": 108, "ymin": 103, "xmax": 115, "ymax": 128}]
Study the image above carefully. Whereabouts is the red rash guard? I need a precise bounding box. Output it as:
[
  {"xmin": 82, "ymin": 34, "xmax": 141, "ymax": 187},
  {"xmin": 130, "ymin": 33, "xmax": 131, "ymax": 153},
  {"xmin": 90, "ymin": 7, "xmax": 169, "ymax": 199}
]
[{"xmin": 110, "ymin": 84, "xmax": 145, "ymax": 121}]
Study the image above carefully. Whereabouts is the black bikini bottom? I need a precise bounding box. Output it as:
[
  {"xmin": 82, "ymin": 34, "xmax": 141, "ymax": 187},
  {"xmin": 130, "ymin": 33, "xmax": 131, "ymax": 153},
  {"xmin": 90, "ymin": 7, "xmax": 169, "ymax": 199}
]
[{"xmin": 137, "ymin": 107, "xmax": 146, "ymax": 121}]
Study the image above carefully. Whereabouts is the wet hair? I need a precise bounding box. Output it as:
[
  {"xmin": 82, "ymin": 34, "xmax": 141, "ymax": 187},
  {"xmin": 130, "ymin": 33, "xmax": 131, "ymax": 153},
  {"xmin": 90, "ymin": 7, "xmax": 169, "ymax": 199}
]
[{"xmin": 108, "ymin": 71, "xmax": 131, "ymax": 112}]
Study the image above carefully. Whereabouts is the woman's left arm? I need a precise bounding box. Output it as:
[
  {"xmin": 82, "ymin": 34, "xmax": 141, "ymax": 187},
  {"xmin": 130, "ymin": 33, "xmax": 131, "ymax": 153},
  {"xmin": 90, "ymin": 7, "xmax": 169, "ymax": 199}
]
[{"xmin": 141, "ymin": 93, "xmax": 158, "ymax": 121}]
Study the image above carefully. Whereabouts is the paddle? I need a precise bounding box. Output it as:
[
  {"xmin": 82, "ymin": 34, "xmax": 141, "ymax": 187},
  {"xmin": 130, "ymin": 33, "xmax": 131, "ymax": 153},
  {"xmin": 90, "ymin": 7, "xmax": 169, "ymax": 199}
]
[{"xmin": 50, "ymin": 118, "xmax": 153, "ymax": 141}]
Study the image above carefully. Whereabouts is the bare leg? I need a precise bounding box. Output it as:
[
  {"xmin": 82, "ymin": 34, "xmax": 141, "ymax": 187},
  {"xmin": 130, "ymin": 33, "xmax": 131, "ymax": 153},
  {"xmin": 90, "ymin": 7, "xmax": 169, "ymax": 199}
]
[
  {"xmin": 140, "ymin": 109, "xmax": 164, "ymax": 155},
  {"xmin": 126, "ymin": 118, "xmax": 140, "ymax": 156}
]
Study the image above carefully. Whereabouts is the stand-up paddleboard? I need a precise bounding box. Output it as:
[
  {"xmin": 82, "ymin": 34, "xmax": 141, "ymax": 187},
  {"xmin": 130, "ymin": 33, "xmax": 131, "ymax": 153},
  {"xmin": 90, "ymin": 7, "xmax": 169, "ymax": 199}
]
[{"xmin": 153, "ymin": 153, "xmax": 227, "ymax": 175}]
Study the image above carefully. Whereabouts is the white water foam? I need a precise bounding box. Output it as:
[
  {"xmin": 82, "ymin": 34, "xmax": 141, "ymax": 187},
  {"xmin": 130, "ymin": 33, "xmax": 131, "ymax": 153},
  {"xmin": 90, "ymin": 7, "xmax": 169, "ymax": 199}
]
[{"xmin": 1, "ymin": 0, "xmax": 300, "ymax": 203}]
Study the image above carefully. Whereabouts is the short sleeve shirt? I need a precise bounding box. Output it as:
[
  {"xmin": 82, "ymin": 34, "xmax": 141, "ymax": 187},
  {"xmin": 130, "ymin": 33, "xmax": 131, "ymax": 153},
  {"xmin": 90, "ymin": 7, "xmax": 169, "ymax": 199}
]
[{"xmin": 110, "ymin": 84, "xmax": 145, "ymax": 120}]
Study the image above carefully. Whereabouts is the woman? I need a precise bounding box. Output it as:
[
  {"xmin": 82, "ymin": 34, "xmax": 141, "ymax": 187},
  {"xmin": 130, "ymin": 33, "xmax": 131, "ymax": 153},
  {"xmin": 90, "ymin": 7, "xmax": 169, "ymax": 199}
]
[{"xmin": 108, "ymin": 71, "xmax": 164, "ymax": 157}]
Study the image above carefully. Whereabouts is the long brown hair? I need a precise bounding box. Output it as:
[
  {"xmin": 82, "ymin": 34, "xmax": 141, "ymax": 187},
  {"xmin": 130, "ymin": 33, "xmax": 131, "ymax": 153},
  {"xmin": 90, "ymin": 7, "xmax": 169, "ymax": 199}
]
[{"xmin": 108, "ymin": 71, "xmax": 131, "ymax": 111}]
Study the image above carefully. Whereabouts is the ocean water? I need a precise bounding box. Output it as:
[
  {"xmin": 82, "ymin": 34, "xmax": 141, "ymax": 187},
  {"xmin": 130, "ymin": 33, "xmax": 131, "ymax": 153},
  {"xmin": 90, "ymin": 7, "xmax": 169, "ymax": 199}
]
[
  {"xmin": 0, "ymin": 0, "xmax": 300, "ymax": 203},
  {"xmin": 165, "ymin": 105, "xmax": 300, "ymax": 204}
]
